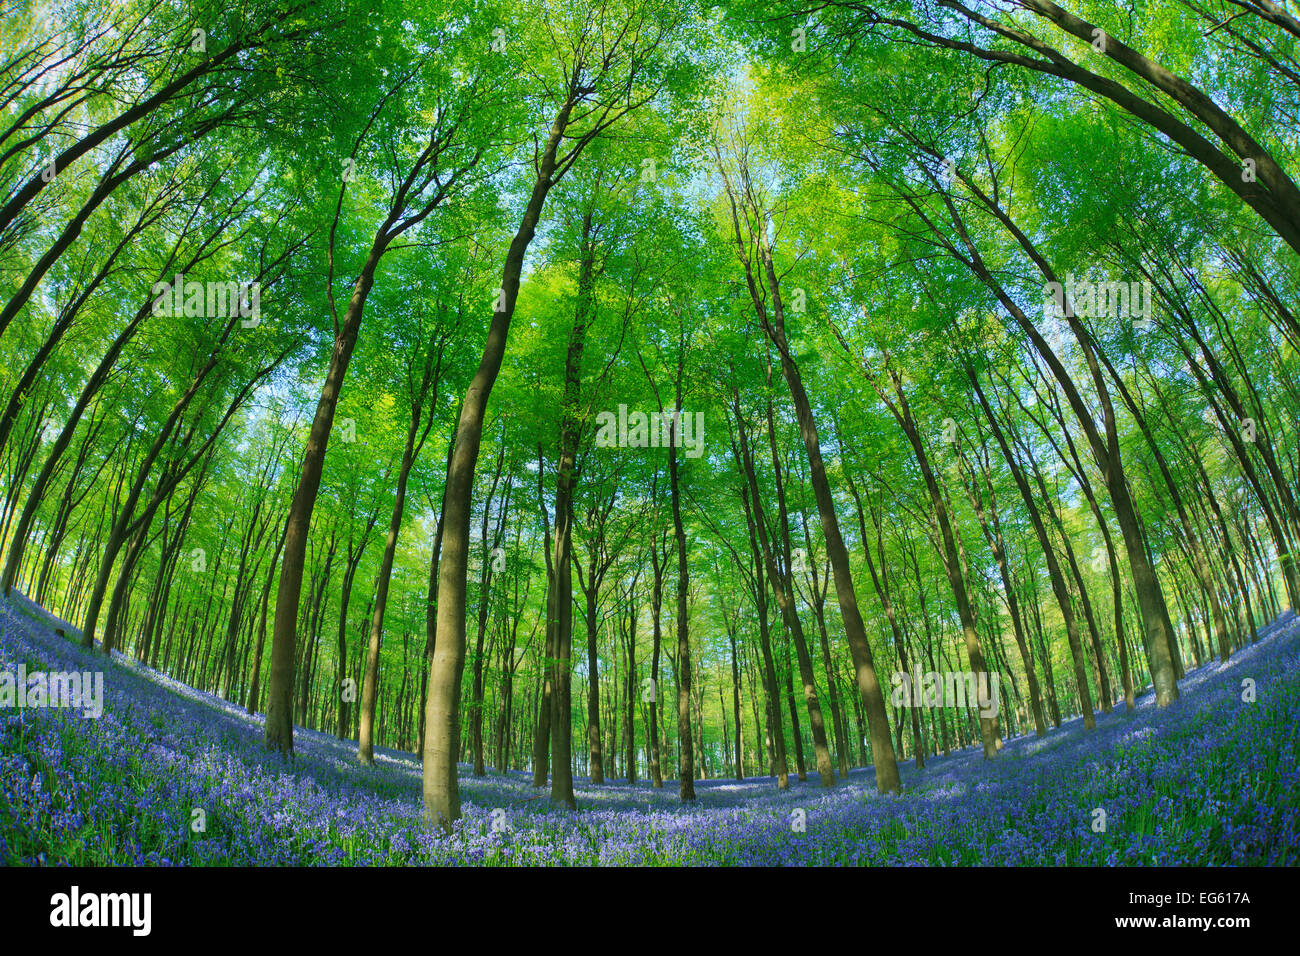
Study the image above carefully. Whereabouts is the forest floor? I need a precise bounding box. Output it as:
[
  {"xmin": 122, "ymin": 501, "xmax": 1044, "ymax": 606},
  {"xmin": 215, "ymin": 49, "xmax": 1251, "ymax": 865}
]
[{"xmin": 2, "ymin": 591, "xmax": 1298, "ymax": 865}]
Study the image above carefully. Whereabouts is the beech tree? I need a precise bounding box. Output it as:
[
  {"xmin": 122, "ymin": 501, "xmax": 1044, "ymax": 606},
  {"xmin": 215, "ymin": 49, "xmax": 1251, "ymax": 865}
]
[{"xmin": 2, "ymin": 0, "xmax": 1293, "ymax": 839}]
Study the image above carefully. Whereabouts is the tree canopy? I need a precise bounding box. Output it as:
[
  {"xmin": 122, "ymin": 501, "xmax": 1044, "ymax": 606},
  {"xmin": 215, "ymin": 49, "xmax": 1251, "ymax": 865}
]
[{"xmin": 2, "ymin": 0, "xmax": 1296, "ymax": 830}]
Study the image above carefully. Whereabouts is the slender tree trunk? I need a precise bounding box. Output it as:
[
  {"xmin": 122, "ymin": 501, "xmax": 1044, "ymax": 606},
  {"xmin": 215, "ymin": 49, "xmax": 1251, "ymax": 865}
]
[
  {"xmin": 667, "ymin": 397, "xmax": 696, "ymax": 801},
  {"xmin": 266, "ymin": 240, "xmax": 386, "ymax": 755},
  {"xmin": 359, "ymin": 407, "xmax": 432, "ymax": 764},
  {"xmin": 424, "ymin": 99, "xmax": 575, "ymax": 826}
]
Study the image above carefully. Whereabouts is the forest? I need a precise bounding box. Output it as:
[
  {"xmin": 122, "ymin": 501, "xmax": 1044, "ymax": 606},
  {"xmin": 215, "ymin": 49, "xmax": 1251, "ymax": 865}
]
[{"xmin": 0, "ymin": 0, "xmax": 1298, "ymax": 869}]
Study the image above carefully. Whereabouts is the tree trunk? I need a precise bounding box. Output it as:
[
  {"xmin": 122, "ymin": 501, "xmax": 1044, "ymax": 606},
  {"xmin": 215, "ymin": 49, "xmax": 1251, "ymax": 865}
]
[
  {"xmin": 265, "ymin": 240, "xmax": 386, "ymax": 755},
  {"xmin": 423, "ymin": 98, "xmax": 575, "ymax": 827}
]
